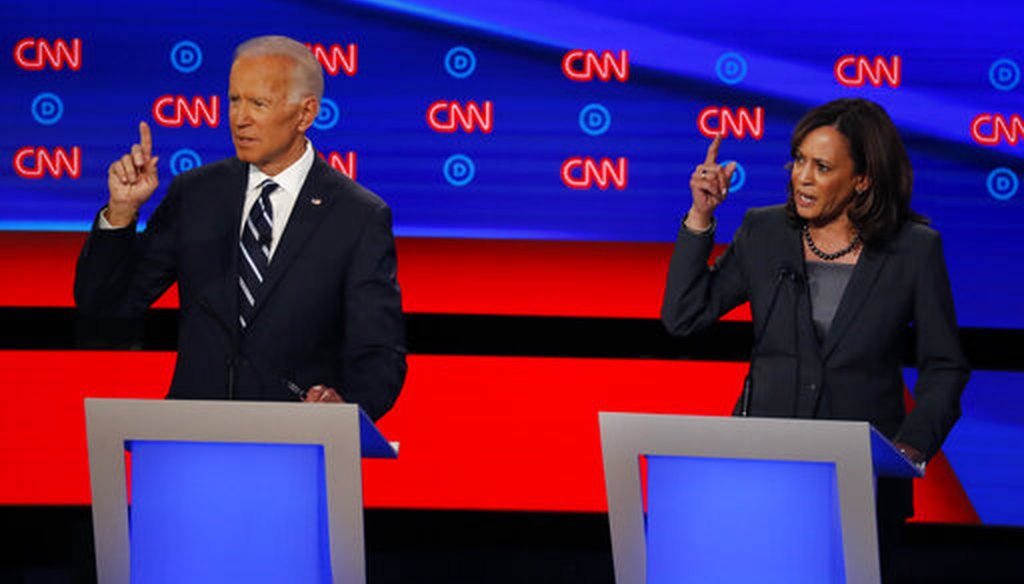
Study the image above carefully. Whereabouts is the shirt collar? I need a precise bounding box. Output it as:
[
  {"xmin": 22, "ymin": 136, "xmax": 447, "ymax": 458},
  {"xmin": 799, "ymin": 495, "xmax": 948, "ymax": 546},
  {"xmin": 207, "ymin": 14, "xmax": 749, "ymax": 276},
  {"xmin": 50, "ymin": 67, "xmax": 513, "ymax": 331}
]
[{"xmin": 246, "ymin": 140, "xmax": 315, "ymax": 195}]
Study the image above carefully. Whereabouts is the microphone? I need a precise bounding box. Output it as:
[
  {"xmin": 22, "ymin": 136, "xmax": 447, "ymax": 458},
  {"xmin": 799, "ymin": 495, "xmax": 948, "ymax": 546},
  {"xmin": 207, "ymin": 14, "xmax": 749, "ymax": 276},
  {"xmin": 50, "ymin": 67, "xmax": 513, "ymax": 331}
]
[{"xmin": 740, "ymin": 262, "xmax": 802, "ymax": 416}]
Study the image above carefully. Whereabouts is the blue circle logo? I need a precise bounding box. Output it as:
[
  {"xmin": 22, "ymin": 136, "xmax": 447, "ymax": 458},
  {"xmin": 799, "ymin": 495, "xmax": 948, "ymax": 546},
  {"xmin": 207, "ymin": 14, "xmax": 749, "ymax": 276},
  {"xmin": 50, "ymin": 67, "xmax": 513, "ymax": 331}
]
[
  {"xmin": 724, "ymin": 160, "xmax": 746, "ymax": 193},
  {"xmin": 170, "ymin": 149, "xmax": 202, "ymax": 176},
  {"xmin": 313, "ymin": 97, "xmax": 340, "ymax": 130},
  {"xmin": 31, "ymin": 92, "xmax": 64, "ymax": 125},
  {"xmin": 989, "ymin": 58, "xmax": 1020, "ymax": 91},
  {"xmin": 579, "ymin": 103, "xmax": 611, "ymax": 136},
  {"xmin": 443, "ymin": 154, "xmax": 476, "ymax": 186},
  {"xmin": 170, "ymin": 40, "xmax": 203, "ymax": 74},
  {"xmin": 716, "ymin": 52, "xmax": 748, "ymax": 85},
  {"xmin": 445, "ymin": 46, "xmax": 477, "ymax": 79},
  {"xmin": 986, "ymin": 167, "xmax": 1019, "ymax": 200}
]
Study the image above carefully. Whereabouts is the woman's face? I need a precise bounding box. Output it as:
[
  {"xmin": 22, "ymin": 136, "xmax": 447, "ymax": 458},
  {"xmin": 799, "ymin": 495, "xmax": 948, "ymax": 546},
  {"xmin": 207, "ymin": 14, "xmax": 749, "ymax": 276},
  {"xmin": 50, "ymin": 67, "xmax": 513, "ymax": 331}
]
[{"xmin": 790, "ymin": 125, "xmax": 870, "ymax": 226}]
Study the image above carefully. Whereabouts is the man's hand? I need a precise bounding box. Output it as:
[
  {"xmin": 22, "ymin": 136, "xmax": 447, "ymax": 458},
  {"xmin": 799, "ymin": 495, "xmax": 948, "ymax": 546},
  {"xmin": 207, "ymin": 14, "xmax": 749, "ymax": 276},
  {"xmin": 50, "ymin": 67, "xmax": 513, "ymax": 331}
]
[
  {"xmin": 303, "ymin": 385, "xmax": 345, "ymax": 403},
  {"xmin": 894, "ymin": 441, "xmax": 926, "ymax": 464},
  {"xmin": 686, "ymin": 134, "xmax": 737, "ymax": 232},
  {"xmin": 106, "ymin": 121, "xmax": 159, "ymax": 227}
]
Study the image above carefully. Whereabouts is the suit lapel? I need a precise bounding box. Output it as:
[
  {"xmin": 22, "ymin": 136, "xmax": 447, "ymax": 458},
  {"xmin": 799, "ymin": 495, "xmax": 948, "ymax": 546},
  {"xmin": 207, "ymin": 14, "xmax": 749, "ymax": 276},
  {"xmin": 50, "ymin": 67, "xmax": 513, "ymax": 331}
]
[
  {"xmin": 248, "ymin": 160, "xmax": 334, "ymax": 321},
  {"xmin": 821, "ymin": 245, "xmax": 888, "ymax": 359},
  {"xmin": 201, "ymin": 160, "xmax": 247, "ymax": 337}
]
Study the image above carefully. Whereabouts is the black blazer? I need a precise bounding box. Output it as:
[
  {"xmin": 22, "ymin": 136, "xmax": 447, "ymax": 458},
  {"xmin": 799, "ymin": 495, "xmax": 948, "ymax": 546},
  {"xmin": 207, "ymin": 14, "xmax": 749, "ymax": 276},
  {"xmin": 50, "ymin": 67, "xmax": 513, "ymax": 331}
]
[
  {"xmin": 75, "ymin": 156, "xmax": 406, "ymax": 420},
  {"xmin": 662, "ymin": 205, "xmax": 969, "ymax": 460}
]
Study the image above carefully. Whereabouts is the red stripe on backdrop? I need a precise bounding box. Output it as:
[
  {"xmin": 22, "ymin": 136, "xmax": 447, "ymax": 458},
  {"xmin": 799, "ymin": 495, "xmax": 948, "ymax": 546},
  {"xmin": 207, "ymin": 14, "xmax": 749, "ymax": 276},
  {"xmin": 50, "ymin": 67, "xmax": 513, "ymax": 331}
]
[
  {"xmin": 0, "ymin": 351, "xmax": 977, "ymax": 523},
  {"xmin": 0, "ymin": 232, "xmax": 750, "ymax": 319}
]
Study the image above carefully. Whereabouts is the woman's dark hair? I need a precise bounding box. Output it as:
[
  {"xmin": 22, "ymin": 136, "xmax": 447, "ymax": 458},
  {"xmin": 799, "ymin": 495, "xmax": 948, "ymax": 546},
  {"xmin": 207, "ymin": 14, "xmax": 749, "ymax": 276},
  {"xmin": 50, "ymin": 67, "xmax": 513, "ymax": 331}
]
[{"xmin": 785, "ymin": 98, "xmax": 926, "ymax": 244}]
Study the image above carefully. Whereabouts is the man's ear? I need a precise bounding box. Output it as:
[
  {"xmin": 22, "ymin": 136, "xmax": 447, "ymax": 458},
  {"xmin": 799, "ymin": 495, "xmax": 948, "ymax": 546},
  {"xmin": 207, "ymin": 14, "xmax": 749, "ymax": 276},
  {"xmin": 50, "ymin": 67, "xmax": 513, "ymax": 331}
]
[{"xmin": 297, "ymin": 96, "xmax": 319, "ymax": 132}]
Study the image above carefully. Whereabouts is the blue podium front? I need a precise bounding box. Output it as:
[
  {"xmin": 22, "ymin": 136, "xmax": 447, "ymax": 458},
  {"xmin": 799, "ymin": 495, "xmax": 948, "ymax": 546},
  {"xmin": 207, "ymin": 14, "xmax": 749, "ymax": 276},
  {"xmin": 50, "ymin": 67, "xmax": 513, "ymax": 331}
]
[
  {"xmin": 645, "ymin": 455, "xmax": 844, "ymax": 584},
  {"xmin": 128, "ymin": 441, "xmax": 332, "ymax": 584}
]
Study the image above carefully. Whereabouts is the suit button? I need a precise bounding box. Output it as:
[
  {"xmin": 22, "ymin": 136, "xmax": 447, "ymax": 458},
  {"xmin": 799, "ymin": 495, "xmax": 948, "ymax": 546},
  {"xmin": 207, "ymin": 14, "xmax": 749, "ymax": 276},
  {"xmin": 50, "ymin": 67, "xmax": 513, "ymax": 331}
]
[{"xmin": 808, "ymin": 383, "xmax": 818, "ymax": 391}]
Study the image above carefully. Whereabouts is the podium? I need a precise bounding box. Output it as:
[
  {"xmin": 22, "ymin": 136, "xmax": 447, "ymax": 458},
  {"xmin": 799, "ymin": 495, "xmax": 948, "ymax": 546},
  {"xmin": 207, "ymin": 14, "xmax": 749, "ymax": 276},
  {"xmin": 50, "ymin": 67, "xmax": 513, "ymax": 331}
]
[
  {"xmin": 84, "ymin": 398, "xmax": 397, "ymax": 584},
  {"xmin": 599, "ymin": 413, "xmax": 923, "ymax": 584}
]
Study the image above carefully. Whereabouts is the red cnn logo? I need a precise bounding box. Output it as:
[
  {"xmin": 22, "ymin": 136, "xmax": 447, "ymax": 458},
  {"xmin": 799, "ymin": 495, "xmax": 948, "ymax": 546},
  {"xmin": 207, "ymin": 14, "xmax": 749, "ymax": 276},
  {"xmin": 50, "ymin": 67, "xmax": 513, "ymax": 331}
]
[
  {"xmin": 971, "ymin": 113, "xmax": 1024, "ymax": 146},
  {"xmin": 698, "ymin": 107, "xmax": 764, "ymax": 139},
  {"xmin": 13, "ymin": 147, "xmax": 81, "ymax": 179},
  {"xmin": 319, "ymin": 151, "xmax": 357, "ymax": 180},
  {"xmin": 562, "ymin": 50, "xmax": 629, "ymax": 82},
  {"xmin": 306, "ymin": 43, "xmax": 357, "ymax": 77},
  {"xmin": 834, "ymin": 55, "xmax": 901, "ymax": 88},
  {"xmin": 561, "ymin": 157, "xmax": 628, "ymax": 190},
  {"xmin": 427, "ymin": 100, "xmax": 493, "ymax": 133},
  {"xmin": 152, "ymin": 96, "xmax": 220, "ymax": 128},
  {"xmin": 14, "ymin": 38, "xmax": 82, "ymax": 71}
]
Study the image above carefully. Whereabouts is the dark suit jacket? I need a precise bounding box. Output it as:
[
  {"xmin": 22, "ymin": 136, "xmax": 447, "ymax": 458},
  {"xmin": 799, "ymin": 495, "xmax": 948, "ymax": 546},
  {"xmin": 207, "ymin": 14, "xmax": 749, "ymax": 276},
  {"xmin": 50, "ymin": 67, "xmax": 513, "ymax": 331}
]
[
  {"xmin": 662, "ymin": 205, "xmax": 969, "ymax": 460},
  {"xmin": 75, "ymin": 156, "xmax": 406, "ymax": 421}
]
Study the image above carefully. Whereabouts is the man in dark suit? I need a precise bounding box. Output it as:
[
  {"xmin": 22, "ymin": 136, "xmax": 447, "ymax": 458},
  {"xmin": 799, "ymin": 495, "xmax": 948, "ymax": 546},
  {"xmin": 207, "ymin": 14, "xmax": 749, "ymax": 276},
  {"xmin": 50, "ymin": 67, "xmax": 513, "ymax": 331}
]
[{"xmin": 74, "ymin": 36, "xmax": 405, "ymax": 421}]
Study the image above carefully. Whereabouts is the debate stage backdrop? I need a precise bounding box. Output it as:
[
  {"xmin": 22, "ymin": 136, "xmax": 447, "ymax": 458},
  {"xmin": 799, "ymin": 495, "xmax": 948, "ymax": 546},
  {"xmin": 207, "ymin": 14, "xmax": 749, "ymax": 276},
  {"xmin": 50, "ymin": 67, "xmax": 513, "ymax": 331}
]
[{"xmin": 2, "ymin": 0, "xmax": 1022, "ymax": 527}]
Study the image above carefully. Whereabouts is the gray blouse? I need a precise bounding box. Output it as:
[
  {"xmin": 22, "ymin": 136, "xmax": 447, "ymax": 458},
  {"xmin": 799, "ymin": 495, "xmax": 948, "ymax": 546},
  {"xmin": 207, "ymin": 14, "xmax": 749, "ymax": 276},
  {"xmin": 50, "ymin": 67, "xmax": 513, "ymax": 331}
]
[{"xmin": 806, "ymin": 260, "xmax": 855, "ymax": 342}]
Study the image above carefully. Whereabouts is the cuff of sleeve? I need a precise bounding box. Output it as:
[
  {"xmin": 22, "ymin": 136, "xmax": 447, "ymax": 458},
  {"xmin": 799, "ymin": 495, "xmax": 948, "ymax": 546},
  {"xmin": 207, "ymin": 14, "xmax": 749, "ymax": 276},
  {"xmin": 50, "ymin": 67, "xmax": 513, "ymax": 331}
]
[
  {"xmin": 96, "ymin": 207, "xmax": 136, "ymax": 230},
  {"xmin": 681, "ymin": 213, "xmax": 716, "ymax": 236},
  {"xmin": 97, "ymin": 207, "xmax": 115, "ymax": 230}
]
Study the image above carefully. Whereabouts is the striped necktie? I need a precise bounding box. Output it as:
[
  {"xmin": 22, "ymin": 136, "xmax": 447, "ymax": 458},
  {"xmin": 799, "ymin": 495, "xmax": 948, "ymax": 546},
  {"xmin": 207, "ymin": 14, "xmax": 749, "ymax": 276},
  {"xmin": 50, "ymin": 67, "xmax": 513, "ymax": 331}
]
[{"xmin": 238, "ymin": 180, "xmax": 276, "ymax": 329}]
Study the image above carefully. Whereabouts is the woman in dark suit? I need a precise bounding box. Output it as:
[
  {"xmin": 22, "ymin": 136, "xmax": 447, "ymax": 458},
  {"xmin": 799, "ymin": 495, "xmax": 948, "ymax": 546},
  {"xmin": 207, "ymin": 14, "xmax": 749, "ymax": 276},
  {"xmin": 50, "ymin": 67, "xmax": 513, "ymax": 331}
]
[{"xmin": 661, "ymin": 98, "xmax": 970, "ymax": 578}]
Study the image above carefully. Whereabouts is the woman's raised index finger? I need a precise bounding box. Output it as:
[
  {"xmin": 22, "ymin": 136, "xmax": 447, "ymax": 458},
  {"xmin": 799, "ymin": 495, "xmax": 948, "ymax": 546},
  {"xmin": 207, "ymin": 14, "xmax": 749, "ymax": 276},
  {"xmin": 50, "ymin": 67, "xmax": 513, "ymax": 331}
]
[{"xmin": 704, "ymin": 134, "xmax": 723, "ymax": 165}]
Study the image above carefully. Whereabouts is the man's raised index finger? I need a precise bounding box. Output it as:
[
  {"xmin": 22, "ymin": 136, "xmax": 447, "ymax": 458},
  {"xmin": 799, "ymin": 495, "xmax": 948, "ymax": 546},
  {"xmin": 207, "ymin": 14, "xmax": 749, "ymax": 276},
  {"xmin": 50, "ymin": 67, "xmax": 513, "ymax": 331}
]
[
  {"xmin": 139, "ymin": 121, "xmax": 153, "ymax": 158},
  {"xmin": 704, "ymin": 134, "xmax": 723, "ymax": 165}
]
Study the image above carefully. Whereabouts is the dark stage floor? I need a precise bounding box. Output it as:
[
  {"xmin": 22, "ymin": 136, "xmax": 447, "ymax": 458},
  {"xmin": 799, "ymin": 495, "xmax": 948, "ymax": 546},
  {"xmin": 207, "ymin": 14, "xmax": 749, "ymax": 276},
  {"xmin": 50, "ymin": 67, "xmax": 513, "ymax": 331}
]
[{"xmin": 2, "ymin": 507, "xmax": 1023, "ymax": 583}]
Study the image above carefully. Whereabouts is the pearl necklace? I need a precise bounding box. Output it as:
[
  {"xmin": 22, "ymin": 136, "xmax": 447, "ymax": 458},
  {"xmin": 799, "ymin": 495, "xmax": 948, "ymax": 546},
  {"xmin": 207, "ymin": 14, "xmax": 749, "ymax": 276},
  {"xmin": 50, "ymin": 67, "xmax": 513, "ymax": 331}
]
[{"xmin": 802, "ymin": 223, "xmax": 861, "ymax": 261}]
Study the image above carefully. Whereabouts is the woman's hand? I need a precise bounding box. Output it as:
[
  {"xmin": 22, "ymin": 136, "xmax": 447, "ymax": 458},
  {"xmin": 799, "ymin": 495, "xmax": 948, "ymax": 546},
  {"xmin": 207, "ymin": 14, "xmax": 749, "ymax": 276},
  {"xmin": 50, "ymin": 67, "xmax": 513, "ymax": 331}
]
[{"xmin": 686, "ymin": 134, "xmax": 736, "ymax": 231}]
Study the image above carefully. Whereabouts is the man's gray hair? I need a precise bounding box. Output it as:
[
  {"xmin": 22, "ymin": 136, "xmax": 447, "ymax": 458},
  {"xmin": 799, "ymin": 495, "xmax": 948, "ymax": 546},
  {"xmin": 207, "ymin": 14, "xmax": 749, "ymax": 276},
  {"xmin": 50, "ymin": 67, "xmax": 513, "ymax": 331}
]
[{"xmin": 233, "ymin": 35, "xmax": 324, "ymax": 103}]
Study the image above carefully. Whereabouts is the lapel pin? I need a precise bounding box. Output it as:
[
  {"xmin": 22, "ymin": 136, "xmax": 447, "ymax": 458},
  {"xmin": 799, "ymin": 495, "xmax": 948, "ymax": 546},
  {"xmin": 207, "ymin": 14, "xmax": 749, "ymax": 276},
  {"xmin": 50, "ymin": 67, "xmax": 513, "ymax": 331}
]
[{"xmin": 311, "ymin": 197, "xmax": 323, "ymax": 206}]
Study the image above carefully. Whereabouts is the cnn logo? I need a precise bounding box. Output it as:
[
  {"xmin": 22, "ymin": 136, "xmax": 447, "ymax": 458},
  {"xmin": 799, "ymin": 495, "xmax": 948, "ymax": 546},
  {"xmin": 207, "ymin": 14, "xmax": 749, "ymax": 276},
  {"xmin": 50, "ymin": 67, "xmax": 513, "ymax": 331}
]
[
  {"xmin": 153, "ymin": 96, "xmax": 220, "ymax": 128},
  {"xmin": 319, "ymin": 151, "xmax": 357, "ymax": 180},
  {"xmin": 971, "ymin": 113, "xmax": 1024, "ymax": 146},
  {"xmin": 427, "ymin": 101, "xmax": 493, "ymax": 133},
  {"xmin": 562, "ymin": 50, "xmax": 629, "ymax": 82},
  {"xmin": 14, "ymin": 38, "xmax": 81, "ymax": 71},
  {"xmin": 835, "ymin": 56, "xmax": 901, "ymax": 88},
  {"xmin": 698, "ymin": 107, "xmax": 764, "ymax": 140},
  {"xmin": 561, "ymin": 157, "xmax": 628, "ymax": 190},
  {"xmin": 305, "ymin": 43, "xmax": 357, "ymax": 77},
  {"xmin": 13, "ymin": 147, "xmax": 81, "ymax": 179}
]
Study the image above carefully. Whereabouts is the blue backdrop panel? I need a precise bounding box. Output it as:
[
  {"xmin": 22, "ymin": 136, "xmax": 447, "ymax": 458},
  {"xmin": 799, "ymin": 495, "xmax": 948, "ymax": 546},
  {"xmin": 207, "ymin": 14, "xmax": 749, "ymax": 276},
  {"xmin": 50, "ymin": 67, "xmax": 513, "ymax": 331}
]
[
  {"xmin": 645, "ymin": 455, "xmax": 845, "ymax": 584},
  {"xmin": 3, "ymin": 0, "xmax": 1023, "ymax": 328},
  {"xmin": 128, "ymin": 441, "xmax": 332, "ymax": 584}
]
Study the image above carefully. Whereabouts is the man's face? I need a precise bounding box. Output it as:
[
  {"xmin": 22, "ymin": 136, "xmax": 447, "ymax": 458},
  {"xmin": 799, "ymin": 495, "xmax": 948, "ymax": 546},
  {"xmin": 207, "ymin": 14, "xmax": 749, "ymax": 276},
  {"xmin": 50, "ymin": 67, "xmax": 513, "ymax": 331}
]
[{"xmin": 228, "ymin": 55, "xmax": 317, "ymax": 176}]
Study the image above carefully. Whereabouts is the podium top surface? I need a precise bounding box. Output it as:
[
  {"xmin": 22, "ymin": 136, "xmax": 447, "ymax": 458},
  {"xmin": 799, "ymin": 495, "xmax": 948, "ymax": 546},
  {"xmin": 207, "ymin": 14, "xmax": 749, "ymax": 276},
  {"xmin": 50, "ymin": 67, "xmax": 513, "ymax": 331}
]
[
  {"xmin": 599, "ymin": 413, "xmax": 923, "ymax": 478},
  {"xmin": 85, "ymin": 398, "xmax": 397, "ymax": 459}
]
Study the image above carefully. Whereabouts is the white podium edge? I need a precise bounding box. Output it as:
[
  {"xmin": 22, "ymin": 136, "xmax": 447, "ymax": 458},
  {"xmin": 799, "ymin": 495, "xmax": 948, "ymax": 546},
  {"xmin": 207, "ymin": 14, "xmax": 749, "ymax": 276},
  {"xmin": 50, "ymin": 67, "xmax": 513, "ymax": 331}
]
[
  {"xmin": 599, "ymin": 413, "xmax": 896, "ymax": 584},
  {"xmin": 85, "ymin": 398, "xmax": 395, "ymax": 584}
]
